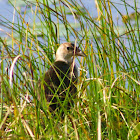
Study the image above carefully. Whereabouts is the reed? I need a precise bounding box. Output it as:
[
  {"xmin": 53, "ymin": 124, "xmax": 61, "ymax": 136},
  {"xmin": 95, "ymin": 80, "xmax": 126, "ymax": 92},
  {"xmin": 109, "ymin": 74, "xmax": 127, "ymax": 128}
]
[{"xmin": 0, "ymin": 0, "xmax": 140, "ymax": 139}]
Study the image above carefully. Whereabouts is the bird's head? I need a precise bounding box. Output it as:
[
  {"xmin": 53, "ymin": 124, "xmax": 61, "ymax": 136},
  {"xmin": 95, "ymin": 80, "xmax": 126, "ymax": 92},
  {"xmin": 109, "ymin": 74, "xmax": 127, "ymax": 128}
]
[{"xmin": 55, "ymin": 42, "xmax": 86, "ymax": 63}]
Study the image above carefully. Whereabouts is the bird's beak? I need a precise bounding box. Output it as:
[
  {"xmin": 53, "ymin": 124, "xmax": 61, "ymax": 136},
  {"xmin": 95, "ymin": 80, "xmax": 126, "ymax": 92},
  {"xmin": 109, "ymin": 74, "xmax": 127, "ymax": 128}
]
[{"xmin": 75, "ymin": 47, "xmax": 86, "ymax": 57}]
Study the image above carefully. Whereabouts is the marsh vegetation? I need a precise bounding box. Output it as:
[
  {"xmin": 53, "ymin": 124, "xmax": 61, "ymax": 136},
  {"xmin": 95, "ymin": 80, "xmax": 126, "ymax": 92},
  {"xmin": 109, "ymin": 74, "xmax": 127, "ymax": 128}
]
[{"xmin": 0, "ymin": 0, "xmax": 140, "ymax": 139}]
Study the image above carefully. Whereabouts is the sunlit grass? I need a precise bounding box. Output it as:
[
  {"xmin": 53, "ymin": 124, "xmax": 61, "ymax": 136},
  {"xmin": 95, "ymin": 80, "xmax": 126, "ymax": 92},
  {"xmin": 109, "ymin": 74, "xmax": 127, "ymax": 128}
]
[{"xmin": 0, "ymin": 0, "xmax": 140, "ymax": 139}]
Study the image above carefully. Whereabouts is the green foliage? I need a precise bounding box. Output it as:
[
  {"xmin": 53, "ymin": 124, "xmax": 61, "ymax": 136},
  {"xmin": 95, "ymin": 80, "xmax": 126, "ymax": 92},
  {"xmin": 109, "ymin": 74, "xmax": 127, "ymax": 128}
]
[{"xmin": 0, "ymin": 0, "xmax": 140, "ymax": 139}]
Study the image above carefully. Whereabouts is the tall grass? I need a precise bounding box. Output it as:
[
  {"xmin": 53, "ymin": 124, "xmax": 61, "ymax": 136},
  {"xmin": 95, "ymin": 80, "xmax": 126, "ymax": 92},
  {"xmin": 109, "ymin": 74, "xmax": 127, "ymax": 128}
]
[{"xmin": 0, "ymin": 0, "xmax": 140, "ymax": 139}]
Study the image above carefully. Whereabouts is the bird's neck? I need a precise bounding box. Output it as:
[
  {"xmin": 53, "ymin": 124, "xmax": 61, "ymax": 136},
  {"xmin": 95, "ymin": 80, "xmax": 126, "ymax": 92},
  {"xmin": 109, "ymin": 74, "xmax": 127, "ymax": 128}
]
[
  {"xmin": 55, "ymin": 57, "xmax": 73, "ymax": 65},
  {"xmin": 55, "ymin": 58, "xmax": 77, "ymax": 80}
]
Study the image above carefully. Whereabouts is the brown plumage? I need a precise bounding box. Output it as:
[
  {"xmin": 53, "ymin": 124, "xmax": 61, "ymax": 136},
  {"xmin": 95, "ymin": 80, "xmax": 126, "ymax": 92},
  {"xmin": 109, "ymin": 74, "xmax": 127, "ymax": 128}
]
[{"xmin": 41, "ymin": 42, "xmax": 86, "ymax": 114}]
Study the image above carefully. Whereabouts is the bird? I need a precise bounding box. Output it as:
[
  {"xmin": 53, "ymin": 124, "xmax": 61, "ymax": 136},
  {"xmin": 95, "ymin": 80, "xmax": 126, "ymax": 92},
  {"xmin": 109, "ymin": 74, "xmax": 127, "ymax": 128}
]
[{"xmin": 41, "ymin": 42, "xmax": 86, "ymax": 115}]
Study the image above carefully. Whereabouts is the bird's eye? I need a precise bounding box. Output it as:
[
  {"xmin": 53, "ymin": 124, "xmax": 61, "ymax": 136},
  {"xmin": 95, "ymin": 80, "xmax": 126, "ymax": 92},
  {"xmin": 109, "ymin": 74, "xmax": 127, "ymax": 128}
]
[
  {"xmin": 67, "ymin": 47, "xmax": 74, "ymax": 51},
  {"xmin": 67, "ymin": 47, "xmax": 70, "ymax": 50}
]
